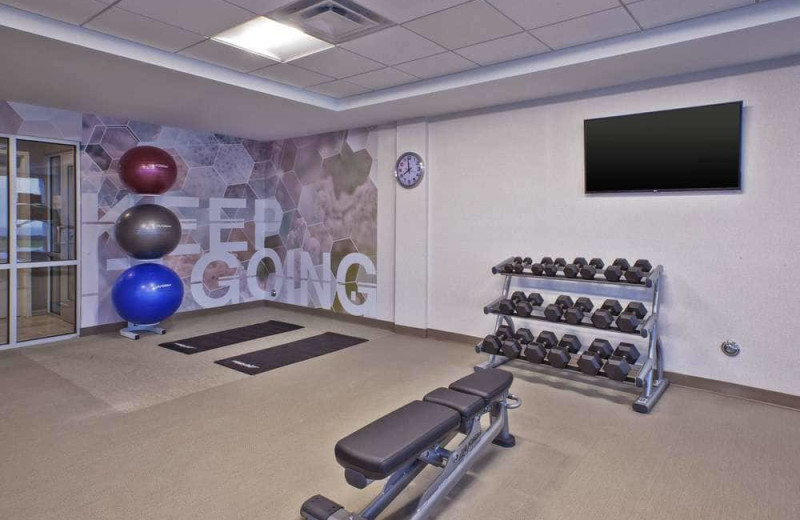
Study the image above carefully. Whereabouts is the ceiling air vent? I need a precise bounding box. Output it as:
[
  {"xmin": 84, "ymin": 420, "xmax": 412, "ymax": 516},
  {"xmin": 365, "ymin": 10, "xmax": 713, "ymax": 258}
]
[{"xmin": 267, "ymin": 0, "xmax": 393, "ymax": 44}]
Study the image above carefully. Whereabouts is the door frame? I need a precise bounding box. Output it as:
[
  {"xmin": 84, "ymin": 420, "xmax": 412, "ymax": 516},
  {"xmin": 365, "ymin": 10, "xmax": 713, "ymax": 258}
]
[{"xmin": 0, "ymin": 133, "xmax": 81, "ymax": 351}]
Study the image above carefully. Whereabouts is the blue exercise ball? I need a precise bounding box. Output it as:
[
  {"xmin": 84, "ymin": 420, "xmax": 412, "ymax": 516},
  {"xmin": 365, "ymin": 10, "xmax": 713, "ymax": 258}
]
[{"xmin": 112, "ymin": 263, "xmax": 183, "ymax": 325}]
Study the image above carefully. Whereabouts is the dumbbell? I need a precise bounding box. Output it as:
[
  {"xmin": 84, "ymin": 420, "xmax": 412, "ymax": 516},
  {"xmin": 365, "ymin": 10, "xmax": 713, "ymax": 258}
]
[
  {"xmin": 514, "ymin": 292, "xmax": 544, "ymax": 317},
  {"xmin": 501, "ymin": 337, "xmax": 522, "ymax": 358},
  {"xmin": 514, "ymin": 328, "xmax": 534, "ymax": 344},
  {"xmin": 543, "ymin": 257, "xmax": 567, "ymax": 277},
  {"xmin": 590, "ymin": 299, "xmax": 622, "ymax": 329},
  {"xmin": 479, "ymin": 325, "xmax": 515, "ymax": 354},
  {"xmin": 604, "ymin": 258, "xmax": 630, "ymax": 282},
  {"xmin": 496, "ymin": 325, "xmax": 514, "ymax": 339},
  {"xmin": 501, "ymin": 256, "xmax": 528, "ymax": 273},
  {"xmin": 564, "ymin": 297, "xmax": 594, "ymax": 325},
  {"xmin": 521, "ymin": 330, "xmax": 558, "ymax": 364},
  {"xmin": 480, "ymin": 334, "xmax": 503, "ymax": 355},
  {"xmin": 544, "ymin": 295, "xmax": 574, "ymax": 322},
  {"xmin": 547, "ymin": 334, "xmax": 582, "ymax": 369},
  {"xmin": 577, "ymin": 339, "xmax": 614, "ymax": 376},
  {"xmin": 623, "ymin": 259, "xmax": 653, "ymax": 284},
  {"xmin": 530, "ymin": 256, "xmax": 553, "ymax": 276},
  {"xmin": 500, "ymin": 327, "xmax": 536, "ymax": 359},
  {"xmin": 579, "ymin": 258, "xmax": 605, "ymax": 280},
  {"xmin": 563, "ymin": 257, "xmax": 588, "ymax": 278},
  {"xmin": 512, "ymin": 257, "xmax": 533, "ymax": 274},
  {"xmin": 604, "ymin": 343, "xmax": 641, "ymax": 381},
  {"xmin": 616, "ymin": 302, "xmax": 648, "ymax": 333},
  {"xmin": 498, "ymin": 291, "xmax": 527, "ymax": 314}
]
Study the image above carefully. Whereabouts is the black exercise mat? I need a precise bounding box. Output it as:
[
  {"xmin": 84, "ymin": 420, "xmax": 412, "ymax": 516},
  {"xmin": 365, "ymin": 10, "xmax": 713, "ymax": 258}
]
[
  {"xmin": 159, "ymin": 320, "xmax": 303, "ymax": 354},
  {"xmin": 215, "ymin": 332, "xmax": 367, "ymax": 375}
]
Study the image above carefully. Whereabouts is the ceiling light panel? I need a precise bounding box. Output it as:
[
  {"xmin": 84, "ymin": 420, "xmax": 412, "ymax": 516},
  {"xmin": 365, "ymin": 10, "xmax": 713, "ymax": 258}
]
[{"xmin": 213, "ymin": 16, "xmax": 333, "ymax": 62}]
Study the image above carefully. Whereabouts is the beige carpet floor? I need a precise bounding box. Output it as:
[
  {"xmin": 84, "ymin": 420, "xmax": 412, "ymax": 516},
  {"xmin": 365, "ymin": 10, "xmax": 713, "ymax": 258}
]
[{"xmin": 1, "ymin": 305, "xmax": 798, "ymax": 520}]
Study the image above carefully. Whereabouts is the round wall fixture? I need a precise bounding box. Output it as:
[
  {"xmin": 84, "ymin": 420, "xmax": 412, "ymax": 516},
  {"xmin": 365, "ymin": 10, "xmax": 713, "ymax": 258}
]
[
  {"xmin": 721, "ymin": 340, "xmax": 741, "ymax": 357},
  {"xmin": 394, "ymin": 152, "xmax": 424, "ymax": 189}
]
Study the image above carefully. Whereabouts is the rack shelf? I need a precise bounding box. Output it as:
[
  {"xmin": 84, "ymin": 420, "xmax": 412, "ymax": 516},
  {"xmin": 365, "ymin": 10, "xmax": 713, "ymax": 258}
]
[
  {"xmin": 483, "ymin": 299, "xmax": 654, "ymax": 338},
  {"xmin": 490, "ymin": 256, "xmax": 663, "ymax": 288},
  {"xmin": 475, "ymin": 256, "xmax": 670, "ymax": 413},
  {"xmin": 475, "ymin": 345, "xmax": 650, "ymax": 386}
]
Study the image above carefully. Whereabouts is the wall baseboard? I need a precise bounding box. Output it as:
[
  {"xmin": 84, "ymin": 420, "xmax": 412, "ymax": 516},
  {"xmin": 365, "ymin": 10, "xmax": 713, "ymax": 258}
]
[
  {"xmin": 664, "ymin": 371, "xmax": 800, "ymax": 411},
  {"xmin": 81, "ymin": 305, "xmax": 799, "ymax": 411},
  {"xmin": 425, "ymin": 328, "xmax": 481, "ymax": 345},
  {"xmin": 393, "ymin": 325, "xmax": 427, "ymax": 337},
  {"xmin": 79, "ymin": 300, "xmax": 270, "ymax": 336},
  {"xmin": 418, "ymin": 330, "xmax": 800, "ymax": 411},
  {"xmin": 262, "ymin": 301, "xmax": 396, "ymax": 331}
]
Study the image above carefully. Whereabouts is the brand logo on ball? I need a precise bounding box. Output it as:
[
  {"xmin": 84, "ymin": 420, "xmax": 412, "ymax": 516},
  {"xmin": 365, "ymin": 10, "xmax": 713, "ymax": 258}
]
[{"xmin": 141, "ymin": 162, "xmax": 170, "ymax": 170}]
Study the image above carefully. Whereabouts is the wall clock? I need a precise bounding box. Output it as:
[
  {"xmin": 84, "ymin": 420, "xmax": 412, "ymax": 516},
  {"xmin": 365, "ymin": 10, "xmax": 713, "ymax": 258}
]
[{"xmin": 394, "ymin": 152, "xmax": 424, "ymax": 189}]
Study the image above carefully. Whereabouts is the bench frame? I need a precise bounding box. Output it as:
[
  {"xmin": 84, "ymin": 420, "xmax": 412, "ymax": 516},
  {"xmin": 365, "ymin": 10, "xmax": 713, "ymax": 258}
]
[{"xmin": 302, "ymin": 390, "xmax": 520, "ymax": 520}]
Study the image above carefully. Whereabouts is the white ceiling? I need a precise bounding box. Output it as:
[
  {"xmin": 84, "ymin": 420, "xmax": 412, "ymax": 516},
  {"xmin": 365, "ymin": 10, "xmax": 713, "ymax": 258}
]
[
  {"xmin": 0, "ymin": 0, "xmax": 797, "ymax": 141},
  {"xmin": 0, "ymin": 0, "xmax": 774, "ymax": 97}
]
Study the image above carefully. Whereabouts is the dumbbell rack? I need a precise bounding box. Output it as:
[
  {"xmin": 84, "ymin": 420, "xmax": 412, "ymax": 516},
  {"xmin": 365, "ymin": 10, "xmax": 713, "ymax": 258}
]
[{"xmin": 475, "ymin": 257, "xmax": 669, "ymax": 413}]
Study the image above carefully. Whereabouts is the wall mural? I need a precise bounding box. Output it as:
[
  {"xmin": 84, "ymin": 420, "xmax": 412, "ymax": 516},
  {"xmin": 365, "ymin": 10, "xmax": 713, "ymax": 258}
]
[{"xmin": 0, "ymin": 101, "xmax": 378, "ymax": 329}]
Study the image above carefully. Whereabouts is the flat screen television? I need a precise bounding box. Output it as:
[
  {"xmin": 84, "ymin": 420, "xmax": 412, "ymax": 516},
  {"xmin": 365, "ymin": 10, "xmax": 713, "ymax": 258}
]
[{"xmin": 584, "ymin": 101, "xmax": 742, "ymax": 193}]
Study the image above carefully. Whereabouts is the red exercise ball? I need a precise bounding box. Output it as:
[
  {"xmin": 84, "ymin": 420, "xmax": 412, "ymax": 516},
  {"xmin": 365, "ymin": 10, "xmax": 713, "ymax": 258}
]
[{"xmin": 118, "ymin": 146, "xmax": 178, "ymax": 194}]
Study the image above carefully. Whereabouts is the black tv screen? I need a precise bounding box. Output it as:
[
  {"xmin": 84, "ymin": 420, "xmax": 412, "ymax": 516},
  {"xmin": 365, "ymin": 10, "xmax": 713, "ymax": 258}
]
[{"xmin": 584, "ymin": 101, "xmax": 742, "ymax": 193}]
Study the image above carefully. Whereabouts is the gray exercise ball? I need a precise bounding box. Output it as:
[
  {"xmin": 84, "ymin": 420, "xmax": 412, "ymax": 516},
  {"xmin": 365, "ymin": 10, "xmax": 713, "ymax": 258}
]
[{"xmin": 115, "ymin": 203, "xmax": 182, "ymax": 259}]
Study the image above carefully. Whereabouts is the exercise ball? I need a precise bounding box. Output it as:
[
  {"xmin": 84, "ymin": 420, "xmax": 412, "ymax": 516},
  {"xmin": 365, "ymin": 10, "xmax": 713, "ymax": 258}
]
[
  {"xmin": 112, "ymin": 263, "xmax": 183, "ymax": 325},
  {"xmin": 118, "ymin": 145, "xmax": 177, "ymax": 194},
  {"xmin": 115, "ymin": 204, "xmax": 181, "ymax": 259}
]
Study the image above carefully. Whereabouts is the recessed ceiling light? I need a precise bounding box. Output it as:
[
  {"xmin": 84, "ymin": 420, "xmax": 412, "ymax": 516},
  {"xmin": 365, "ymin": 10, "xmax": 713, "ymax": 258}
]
[{"xmin": 212, "ymin": 17, "xmax": 333, "ymax": 62}]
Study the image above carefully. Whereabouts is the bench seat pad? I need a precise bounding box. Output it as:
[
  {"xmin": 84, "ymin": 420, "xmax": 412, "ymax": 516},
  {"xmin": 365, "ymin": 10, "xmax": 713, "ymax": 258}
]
[
  {"xmin": 335, "ymin": 401, "xmax": 460, "ymax": 480},
  {"xmin": 448, "ymin": 369, "xmax": 513, "ymax": 403},
  {"xmin": 423, "ymin": 388, "xmax": 484, "ymax": 418}
]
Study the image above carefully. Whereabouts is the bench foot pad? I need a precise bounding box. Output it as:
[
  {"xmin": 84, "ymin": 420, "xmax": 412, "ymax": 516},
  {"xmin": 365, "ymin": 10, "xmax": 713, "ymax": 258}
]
[{"xmin": 492, "ymin": 434, "xmax": 516, "ymax": 448}]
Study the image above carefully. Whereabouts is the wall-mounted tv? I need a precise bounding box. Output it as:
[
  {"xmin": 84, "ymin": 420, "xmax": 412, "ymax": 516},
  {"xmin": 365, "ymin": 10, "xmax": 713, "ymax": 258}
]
[{"xmin": 584, "ymin": 101, "xmax": 742, "ymax": 193}]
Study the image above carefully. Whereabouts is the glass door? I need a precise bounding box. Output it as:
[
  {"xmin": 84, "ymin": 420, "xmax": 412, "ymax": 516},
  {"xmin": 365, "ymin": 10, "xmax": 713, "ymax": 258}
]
[{"xmin": 0, "ymin": 135, "xmax": 79, "ymax": 349}]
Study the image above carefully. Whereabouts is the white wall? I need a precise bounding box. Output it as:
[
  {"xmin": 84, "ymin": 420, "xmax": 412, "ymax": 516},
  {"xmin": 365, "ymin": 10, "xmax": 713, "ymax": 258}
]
[
  {"xmin": 426, "ymin": 63, "xmax": 800, "ymax": 396},
  {"xmin": 393, "ymin": 121, "xmax": 430, "ymax": 329},
  {"xmin": 375, "ymin": 123, "xmax": 397, "ymax": 323}
]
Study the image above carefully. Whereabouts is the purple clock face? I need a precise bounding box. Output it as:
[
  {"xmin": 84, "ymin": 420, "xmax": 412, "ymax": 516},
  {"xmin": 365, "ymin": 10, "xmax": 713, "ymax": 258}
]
[{"xmin": 396, "ymin": 153, "xmax": 423, "ymax": 188}]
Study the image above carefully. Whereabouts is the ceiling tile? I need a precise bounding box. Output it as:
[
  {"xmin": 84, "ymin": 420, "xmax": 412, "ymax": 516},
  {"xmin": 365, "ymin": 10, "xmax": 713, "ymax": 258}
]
[
  {"xmin": 340, "ymin": 26, "xmax": 445, "ymax": 66},
  {"xmin": 3, "ymin": 0, "xmax": 111, "ymax": 25},
  {"xmin": 85, "ymin": 7, "xmax": 205, "ymax": 52},
  {"xmin": 251, "ymin": 63, "xmax": 333, "ymax": 87},
  {"xmin": 625, "ymin": 0, "xmax": 754, "ymax": 29},
  {"xmin": 404, "ymin": 1, "xmax": 522, "ymax": 50},
  {"xmin": 487, "ymin": 0, "xmax": 620, "ymax": 30},
  {"xmin": 346, "ymin": 68, "xmax": 419, "ymax": 89},
  {"xmin": 224, "ymin": 0, "xmax": 295, "ymax": 15},
  {"xmin": 179, "ymin": 39, "xmax": 277, "ymax": 72},
  {"xmin": 455, "ymin": 32, "xmax": 549, "ymax": 65},
  {"xmin": 394, "ymin": 52, "xmax": 478, "ymax": 78},
  {"xmin": 290, "ymin": 47, "xmax": 383, "ymax": 79},
  {"xmin": 531, "ymin": 7, "xmax": 639, "ymax": 49},
  {"xmin": 306, "ymin": 80, "xmax": 371, "ymax": 98},
  {"xmin": 354, "ymin": 0, "xmax": 470, "ymax": 23},
  {"xmin": 116, "ymin": 0, "xmax": 254, "ymax": 36}
]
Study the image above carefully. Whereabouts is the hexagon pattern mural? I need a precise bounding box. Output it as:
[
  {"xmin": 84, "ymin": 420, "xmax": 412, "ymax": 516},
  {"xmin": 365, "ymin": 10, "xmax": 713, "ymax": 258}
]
[
  {"xmin": 0, "ymin": 101, "xmax": 378, "ymax": 328},
  {"xmin": 80, "ymin": 116, "xmax": 378, "ymax": 327}
]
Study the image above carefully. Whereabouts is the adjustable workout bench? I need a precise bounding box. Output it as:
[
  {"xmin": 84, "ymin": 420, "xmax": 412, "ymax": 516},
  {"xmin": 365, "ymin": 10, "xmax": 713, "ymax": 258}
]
[{"xmin": 301, "ymin": 368, "xmax": 520, "ymax": 520}]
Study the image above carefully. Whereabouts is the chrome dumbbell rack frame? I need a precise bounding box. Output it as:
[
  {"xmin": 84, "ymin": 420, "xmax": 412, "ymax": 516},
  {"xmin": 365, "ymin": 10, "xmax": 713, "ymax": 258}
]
[{"xmin": 475, "ymin": 257, "xmax": 669, "ymax": 413}]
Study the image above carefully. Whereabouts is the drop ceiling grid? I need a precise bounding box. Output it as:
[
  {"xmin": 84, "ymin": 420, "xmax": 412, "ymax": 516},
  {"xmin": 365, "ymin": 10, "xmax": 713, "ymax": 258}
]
[{"xmin": 1, "ymin": 0, "xmax": 766, "ymax": 97}]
